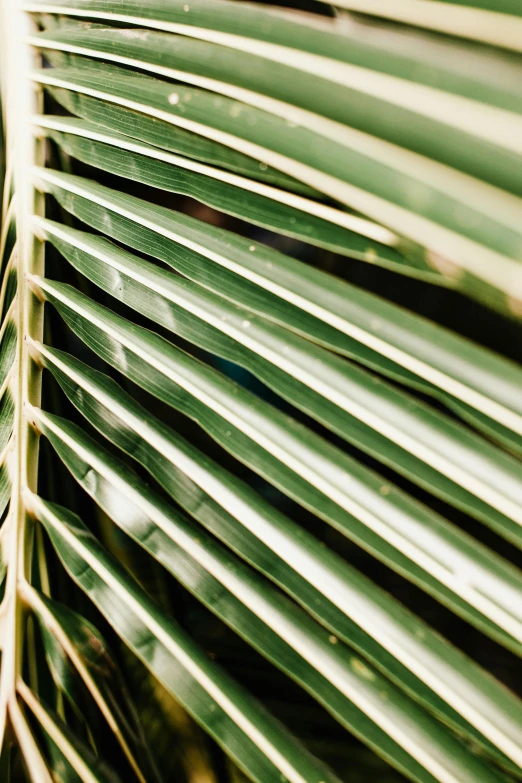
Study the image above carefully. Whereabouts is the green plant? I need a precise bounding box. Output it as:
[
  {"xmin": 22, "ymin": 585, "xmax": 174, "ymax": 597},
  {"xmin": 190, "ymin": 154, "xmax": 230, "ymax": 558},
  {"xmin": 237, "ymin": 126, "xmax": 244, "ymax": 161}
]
[{"xmin": 1, "ymin": 0, "xmax": 522, "ymax": 780}]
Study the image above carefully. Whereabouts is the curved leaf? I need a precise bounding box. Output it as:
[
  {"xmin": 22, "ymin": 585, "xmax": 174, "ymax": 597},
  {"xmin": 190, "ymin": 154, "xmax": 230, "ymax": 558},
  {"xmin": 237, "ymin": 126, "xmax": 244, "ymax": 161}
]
[
  {"xmin": 34, "ymin": 342, "xmax": 522, "ymax": 769},
  {"xmin": 34, "ymin": 213, "xmax": 522, "ymax": 548},
  {"xmin": 30, "ymin": 493, "xmax": 345, "ymax": 783},
  {"xmin": 34, "ymin": 273, "xmax": 522, "ymax": 656},
  {"xmin": 34, "ymin": 406, "xmax": 521, "ymax": 776}
]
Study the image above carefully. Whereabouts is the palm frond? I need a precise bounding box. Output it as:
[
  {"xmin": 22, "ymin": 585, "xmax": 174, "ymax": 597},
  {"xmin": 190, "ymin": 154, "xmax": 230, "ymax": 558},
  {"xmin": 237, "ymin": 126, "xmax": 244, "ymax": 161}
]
[{"xmin": 1, "ymin": 0, "xmax": 522, "ymax": 781}]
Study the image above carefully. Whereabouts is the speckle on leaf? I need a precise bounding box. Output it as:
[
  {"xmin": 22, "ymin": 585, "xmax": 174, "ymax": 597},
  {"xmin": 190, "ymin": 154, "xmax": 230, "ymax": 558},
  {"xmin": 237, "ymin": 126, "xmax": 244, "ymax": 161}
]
[
  {"xmin": 119, "ymin": 29, "xmax": 149, "ymax": 40},
  {"xmin": 351, "ymin": 658, "xmax": 375, "ymax": 680}
]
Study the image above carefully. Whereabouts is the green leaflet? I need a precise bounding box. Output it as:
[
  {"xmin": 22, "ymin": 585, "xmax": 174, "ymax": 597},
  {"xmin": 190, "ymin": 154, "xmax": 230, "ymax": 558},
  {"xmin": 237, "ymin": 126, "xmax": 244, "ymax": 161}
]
[
  {"xmin": 41, "ymin": 117, "xmax": 407, "ymax": 269},
  {"xmin": 31, "ymin": 494, "xmax": 345, "ymax": 783},
  {"xmin": 33, "ymin": 173, "xmax": 522, "ymax": 445},
  {"xmin": 35, "ymin": 343, "xmax": 522, "ymax": 770},
  {"xmin": 32, "ymin": 58, "xmax": 522, "ymax": 314},
  {"xmin": 0, "ymin": 206, "xmax": 16, "ymax": 281},
  {"xmin": 34, "ymin": 173, "xmax": 522, "ymax": 463},
  {"xmin": 25, "ymin": 588, "xmax": 162, "ymax": 783},
  {"xmin": 23, "ymin": 0, "xmax": 522, "ymax": 67},
  {"xmin": 39, "ymin": 80, "xmax": 318, "ymax": 196},
  {"xmin": 34, "ymin": 188, "xmax": 425, "ymax": 385},
  {"xmin": 0, "ymin": 323, "xmax": 14, "ymax": 526},
  {"xmin": 30, "ymin": 31, "xmax": 522, "ymax": 296},
  {"xmin": 0, "ymin": 319, "xmax": 16, "ymax": 391},
  {"xmin": 35, "ymin": 411, "xmax": 506, "ymax": 783},
  {"xmin": 37, "ymin": 407, "xmax": 519, "ymax": 773},
  {"xmin": 25, "ymin": 0, "xmax": 522, "ymax": 109},
  {"xmin": 0, "ymin": 390, "xmax": 14, "ymax": 456},
  {"xmin": 36, "ymin": 273, "xmax": 522, "ymax": 658},
  {"xmin": 18, "ymin": 683, "xmax": 122, "ymax": 783},
  {"xmin": 0, "ymin": 269, "xmax": 17, "ymax": 324},
  {"xmin": 34, "ymin": 169, "xmax": 522, "ymax": 468},
  {"xmin": 38, "ymin": 64, "xmax": 315, "ymax": 196},
  {"xmin": 24, "ymin": 0, "xmax": 522, "ymax": 103},
  {"xmin": 34, "ymin": 216, "xmax": 522, "ymax": 549},
  {"xmin": 0, "ymin": 461, "xmax": 10, "ymax": 521},
  {"xmin": 32, "ymin": 21, "xmax": 522, "ymax": 195}
]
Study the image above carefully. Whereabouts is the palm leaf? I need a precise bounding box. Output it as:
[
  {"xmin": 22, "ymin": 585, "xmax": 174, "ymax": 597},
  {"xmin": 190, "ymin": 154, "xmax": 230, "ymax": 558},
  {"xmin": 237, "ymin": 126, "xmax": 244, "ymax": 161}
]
[{"xmin": 1, "ymin": 0, "xmax": 522, "ymax": 781}]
